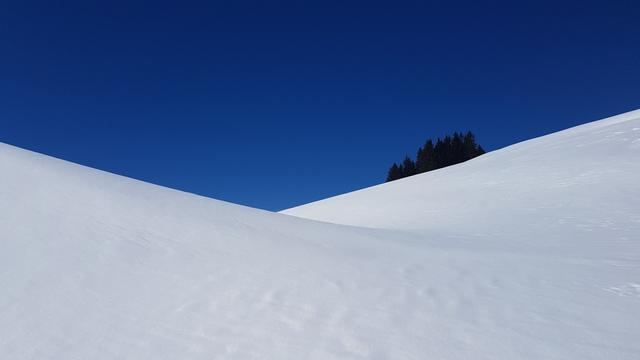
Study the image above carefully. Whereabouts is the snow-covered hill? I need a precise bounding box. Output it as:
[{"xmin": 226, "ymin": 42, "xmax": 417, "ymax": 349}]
[
  {"xmin": 283, "ymin": 110, "xmax": 640, "ymax": 258},
  {"xmin": 1, "ymin": 110, "xmax": 639, "ymax": 359}
]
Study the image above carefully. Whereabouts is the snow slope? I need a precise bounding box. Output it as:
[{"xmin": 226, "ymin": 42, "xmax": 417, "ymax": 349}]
[
  {"xmin": 1, "ymin": 110, "xmax": 640, "ymax": 359},
  {"xmin": 283, "ymin": 110, "xmax": 640, "ymax": 258}
]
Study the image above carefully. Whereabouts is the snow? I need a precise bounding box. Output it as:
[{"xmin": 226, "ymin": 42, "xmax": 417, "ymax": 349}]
[
  {"xmin": 2, "ymin": 110, "xmax": 640, "ymax": 359},
  {"xmin": 283, "ymin": 110, "xmax": 640, "ymax": 259}
]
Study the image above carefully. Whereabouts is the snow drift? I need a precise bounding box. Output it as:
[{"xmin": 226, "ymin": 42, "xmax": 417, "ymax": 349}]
[{"xmin": 1, "ymin": 110, "xmax": 640, "ymax": 359}]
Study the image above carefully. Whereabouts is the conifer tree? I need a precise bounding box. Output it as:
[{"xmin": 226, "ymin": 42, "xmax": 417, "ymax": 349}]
[
  {"xmin": 385, "ymin": 130, "xmax": 485, "ymax": 182},
  {"xmin": 386, "ymin": 163, "xmax": 402, "ymax": 182},
  {"xmin": 402, "ymin": 156, "xmax": 417, "ymax": 177},
  {"xmin": 451, "ymin": 132, "xmax": 465, "ymax": 164},
  {"xmin": 416, "ymin": 139, "xmax": 435, "ymax": 172}
]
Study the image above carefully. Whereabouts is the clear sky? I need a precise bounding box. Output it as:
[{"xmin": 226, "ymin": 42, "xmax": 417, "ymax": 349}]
[{"xmin": 1, "ymin": 0, "xmax": 638, "ymax": 210}]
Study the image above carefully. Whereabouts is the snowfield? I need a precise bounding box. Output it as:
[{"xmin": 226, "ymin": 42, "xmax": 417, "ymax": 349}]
[{"xmin": 2, "ymin": 110, "xmax": 640, "ymax": 359}]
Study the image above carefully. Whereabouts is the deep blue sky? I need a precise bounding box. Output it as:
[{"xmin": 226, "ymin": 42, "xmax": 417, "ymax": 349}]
[{"xmin": 1, "ymin": 1, "xmax": 638, "ymax": 210}]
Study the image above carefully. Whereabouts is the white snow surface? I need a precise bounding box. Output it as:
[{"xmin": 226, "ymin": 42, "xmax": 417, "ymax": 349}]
[{"xmin": 2, "ymin": 110, "xmax": 640, "ymax": 359}]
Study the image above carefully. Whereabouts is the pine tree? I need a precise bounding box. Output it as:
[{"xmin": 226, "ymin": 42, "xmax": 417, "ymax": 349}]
[
  {"xmin": 416, "ymin": 139, "xmax": 435, "ymax": 172},
  {"xmin": 433, "ymin": 138, "xmax": 444, "ymax": 169},
  {"xmin": 385, "ymin": 130, "xmax": 485, "ymax": 181},
  {"xmin": 451, "ymin": 132, "xmax": 464, "ymax": 164},
  {"xmin": 463, "ymin": 131, "xmax": 477, "ymax": 158},
  {"xmin": 401, "ymin": 156, "xmax": 417, "ymax": 177},
  {"xmin": 386, "ymin": 163, "xmax": 402, "ymax": 182},
  {"xmin": 441, "ymin": 135, "xmax": 453, "ymax": 167}
]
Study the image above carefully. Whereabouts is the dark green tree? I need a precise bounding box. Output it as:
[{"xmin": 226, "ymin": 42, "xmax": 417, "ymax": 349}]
[
  {"xmin": 464, "ymin": 131, "xmax": 485, "ymax": 157},
  {"xmin": 451, "ymin": 132, "xmax": 465, "ymax": 164},
  {"xmin": 386, "ymin": 163, "xmax": 402, "ymax": 182},
  {"xmin": 401, "ymin": 156, "xmax": 417, "ymax": 177},
  {"xmin": 385, "ymin": 130, "xmax": 485, "ymax": 182},
  {"xmin": 416, "ymin": 139, "xmax": 435, "ymax": 172}
]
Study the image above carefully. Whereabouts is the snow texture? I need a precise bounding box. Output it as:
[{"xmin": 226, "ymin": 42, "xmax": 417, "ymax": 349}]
[{"xmin": 2, "ymin": 110, "xmax": 640, "ymax": 359}]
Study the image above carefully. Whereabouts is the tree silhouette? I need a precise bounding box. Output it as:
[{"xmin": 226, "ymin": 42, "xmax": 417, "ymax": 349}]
[
  {"xmin": 401, "ymin": 156, "xmax": 417, "ymax": 177},
  {"xmin": 386, "ymin": 163, "xmax": 402, "ymax": 182},
  {"xmin": 386, "ymin": 131, "xmax": 485, "ymax": 182}
]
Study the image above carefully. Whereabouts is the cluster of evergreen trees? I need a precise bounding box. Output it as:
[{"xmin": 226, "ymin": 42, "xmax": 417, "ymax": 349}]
[{"xmin": 386, "ymin": 131, "xmax": 485, "ymax": 182}]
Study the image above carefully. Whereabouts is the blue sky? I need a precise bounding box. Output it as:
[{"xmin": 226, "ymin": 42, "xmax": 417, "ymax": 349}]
[{"xmin": 1, "ymin": 0, "xmax": 639, "ymax": 210}]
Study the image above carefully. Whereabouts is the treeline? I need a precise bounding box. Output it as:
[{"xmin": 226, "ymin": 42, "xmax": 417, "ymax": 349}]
[{"xmin": 386, "ymin": 131, "xmax": 485, "ymax": 182}]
